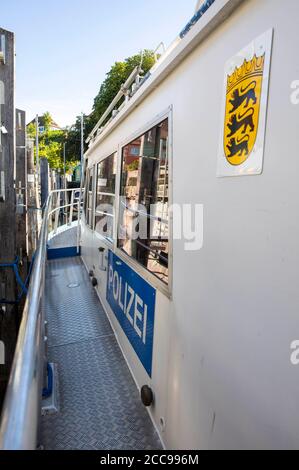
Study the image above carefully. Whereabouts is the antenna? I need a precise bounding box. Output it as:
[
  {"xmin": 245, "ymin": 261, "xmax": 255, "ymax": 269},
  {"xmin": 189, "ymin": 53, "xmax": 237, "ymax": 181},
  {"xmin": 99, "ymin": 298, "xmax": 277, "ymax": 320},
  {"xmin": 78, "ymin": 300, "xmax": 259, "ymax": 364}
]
[{"xmin": 80, "ymin": 113, "xmax": 84, "ymax": 178}]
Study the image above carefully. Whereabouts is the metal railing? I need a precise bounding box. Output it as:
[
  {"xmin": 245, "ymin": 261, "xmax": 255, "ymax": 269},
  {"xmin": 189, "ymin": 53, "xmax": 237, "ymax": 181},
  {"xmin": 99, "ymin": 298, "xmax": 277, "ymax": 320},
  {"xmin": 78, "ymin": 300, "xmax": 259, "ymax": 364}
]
[
  {"xmin": 49, "ymin": 189, "xmax": 81, "ymax": 232},
  {"xmin": 48, "ymin": 189, "xmax": 82, "ymax": 252},
  {"xmin": 0, "ymin": 189, "xmax": 81, "ymax": 450},
  {"xmin": 87, "ymin": 65, "xmax": 144, "ymax": 144}
]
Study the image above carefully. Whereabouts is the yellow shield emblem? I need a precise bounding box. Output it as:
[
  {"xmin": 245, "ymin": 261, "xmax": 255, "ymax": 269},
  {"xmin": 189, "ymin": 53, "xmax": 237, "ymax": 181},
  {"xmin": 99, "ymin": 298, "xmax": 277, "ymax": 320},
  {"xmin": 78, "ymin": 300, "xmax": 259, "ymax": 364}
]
[{"xmin": 224, "ymin": 54, "xmax": 265, "ymax": 166}]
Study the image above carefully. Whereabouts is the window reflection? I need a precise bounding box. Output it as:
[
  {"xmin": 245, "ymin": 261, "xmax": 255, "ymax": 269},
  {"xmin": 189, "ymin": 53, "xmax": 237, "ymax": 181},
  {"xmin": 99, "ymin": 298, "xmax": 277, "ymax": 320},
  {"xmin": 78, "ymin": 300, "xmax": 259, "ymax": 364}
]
[
  {"xmin": 119, "ymin": 119, "xmax": 169, "ymax": 285},
  {"xmin": 95, "ymin": 153, "xmax": 117, "ymax": 241},
  {"xmin": 84, "ymin": 169, "xmax": 94, "ymax": 228}
]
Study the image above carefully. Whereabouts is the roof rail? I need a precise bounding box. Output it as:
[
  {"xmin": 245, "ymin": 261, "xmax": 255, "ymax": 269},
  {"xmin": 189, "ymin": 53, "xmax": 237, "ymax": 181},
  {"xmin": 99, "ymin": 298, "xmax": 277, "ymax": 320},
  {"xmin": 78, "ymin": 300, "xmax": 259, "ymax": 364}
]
[{"xmin": 86, "ymin": 65, "xmax": 144, "ymax": 144}]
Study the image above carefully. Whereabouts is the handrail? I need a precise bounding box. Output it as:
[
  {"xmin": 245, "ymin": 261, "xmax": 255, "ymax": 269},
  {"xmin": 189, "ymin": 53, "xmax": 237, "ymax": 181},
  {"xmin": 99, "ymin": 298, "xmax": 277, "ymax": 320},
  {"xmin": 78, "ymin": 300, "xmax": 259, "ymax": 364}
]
[
  {"xmin": 0, "ymin": 192, "xmax": 52, "ymax": 450},
  {"xmin": 0, "ymin": 188, "xmax": 82, "ymax": 450},
  {"xmin": 86, "ymin": 65, "xmax": 143, "ymax": 144},
  {"xmin": 48, "ymin": 202, "xmax": 76, "ymax": 218},
  {"xmin": 48, "ymin": 189, "xmax": 81, "ymax": 235}
]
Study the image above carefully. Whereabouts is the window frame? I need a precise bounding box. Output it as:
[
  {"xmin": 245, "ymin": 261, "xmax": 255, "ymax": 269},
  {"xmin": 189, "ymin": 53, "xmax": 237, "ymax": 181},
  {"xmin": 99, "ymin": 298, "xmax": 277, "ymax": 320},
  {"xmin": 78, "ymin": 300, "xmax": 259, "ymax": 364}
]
[
  {"xmin": 95, "ymin": 152, "xmax": 117, "ymax": 244},
  {"xmin": 115, "ymin": 107, "xmax": 173, "ymax": 298},
  {"xmin": 83, "ymin": 167, "xmax": 90, "ymax": 224},
  {"xmin": 84, "ymin": 165, "xmax": 96, "ymax": 230}
]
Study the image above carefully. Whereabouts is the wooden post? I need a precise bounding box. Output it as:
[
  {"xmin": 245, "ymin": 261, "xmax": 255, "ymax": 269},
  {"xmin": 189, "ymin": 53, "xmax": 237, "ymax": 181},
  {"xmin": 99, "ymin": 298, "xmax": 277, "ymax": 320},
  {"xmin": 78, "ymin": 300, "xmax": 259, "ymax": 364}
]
[
  {"xmin": 26, "ymin": 138, "xmax": 39, "ymax": 259},
  {"xmin": 0, "ymin": 28, "xmax": 17, "ymax": 407},
  {"xmin": 40, "ymin": 157, "xmax": 49, "ymax": 209}
]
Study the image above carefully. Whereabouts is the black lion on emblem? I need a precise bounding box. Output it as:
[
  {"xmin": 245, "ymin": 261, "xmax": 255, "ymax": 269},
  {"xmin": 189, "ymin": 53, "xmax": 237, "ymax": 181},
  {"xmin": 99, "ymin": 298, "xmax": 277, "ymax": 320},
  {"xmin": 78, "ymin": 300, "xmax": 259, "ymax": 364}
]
[
  {"xmin": 226, "ymin": 135, "xmax": 249, "ymax": 158},
  {"xmin": 229, "ymin": 81, "xmax": 257, "ymax": 113},
  {"xmin": 227, "ymin": 108, "xmax": 255, "ymax": 137}
]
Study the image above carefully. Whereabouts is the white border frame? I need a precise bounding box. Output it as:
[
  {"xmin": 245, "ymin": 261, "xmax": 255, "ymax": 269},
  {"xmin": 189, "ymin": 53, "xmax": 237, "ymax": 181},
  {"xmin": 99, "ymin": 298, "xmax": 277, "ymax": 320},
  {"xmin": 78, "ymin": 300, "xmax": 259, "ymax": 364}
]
[
  {"xmin": 217, "ymin": 29, "xmax": 274, "ymax": 177},
  {"xmin": 94, "ymin": 150, "xmax": 118, "ymax": 244}
]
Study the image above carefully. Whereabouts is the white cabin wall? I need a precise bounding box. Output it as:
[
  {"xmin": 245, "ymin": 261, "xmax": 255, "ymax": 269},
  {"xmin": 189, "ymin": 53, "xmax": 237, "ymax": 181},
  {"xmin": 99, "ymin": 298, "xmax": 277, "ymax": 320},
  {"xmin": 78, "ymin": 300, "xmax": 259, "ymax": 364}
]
[
  {"xmin": 166, "ymin": 0, "xmax": 299, "ymax": 450},
  {"xmin": 82, "ymin": 0, "xmax": 299, "ymax": 450}
]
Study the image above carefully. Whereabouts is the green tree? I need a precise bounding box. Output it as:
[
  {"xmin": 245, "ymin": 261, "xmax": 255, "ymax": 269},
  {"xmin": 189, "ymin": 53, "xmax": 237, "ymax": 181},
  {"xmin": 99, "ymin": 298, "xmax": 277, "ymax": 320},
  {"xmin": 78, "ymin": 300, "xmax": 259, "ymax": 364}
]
[
  {"xmin": 31, "ymin": 52, "xmax": 156, "ymax": 167},
  {"xmin": 43, "ymin": 111, "xmax": 52, "ymax": 131},
  {"xmin": 27, "ymin": 112, "xmax": 78, "ymax": 172},
  {"xmin": 65, "ymin": 50, "xmax": 156, "ymax": 162},
  {"xmin": 26, "ymin": 122, "xmax": 36, "ymax": 139},
  {"xmin": 64, "ymin": 115, "xmax": 89, "ymax": 164},
  {"xmin": 92, "ymin": 50, "xmax": 156, "ymax": 125}
]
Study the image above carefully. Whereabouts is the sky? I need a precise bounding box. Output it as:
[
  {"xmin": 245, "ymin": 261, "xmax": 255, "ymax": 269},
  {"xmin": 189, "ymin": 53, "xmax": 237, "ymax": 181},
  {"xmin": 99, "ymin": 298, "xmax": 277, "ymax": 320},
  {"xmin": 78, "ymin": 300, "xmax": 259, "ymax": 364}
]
[{"xmin": 1, "ymin": 0, "xmax": 196, "ymax": 127}]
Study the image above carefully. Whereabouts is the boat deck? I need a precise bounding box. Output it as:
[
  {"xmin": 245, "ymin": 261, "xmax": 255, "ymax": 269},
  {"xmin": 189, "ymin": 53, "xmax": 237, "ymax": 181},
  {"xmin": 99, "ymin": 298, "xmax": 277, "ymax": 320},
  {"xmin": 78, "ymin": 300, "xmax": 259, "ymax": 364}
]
[
  {"xmin": 48, "ymin": 226, "xmax": 78, "ymax": 249},
  {"xmin": 41, "ymin": 232, "xmax": 161, "ymax": 450}
]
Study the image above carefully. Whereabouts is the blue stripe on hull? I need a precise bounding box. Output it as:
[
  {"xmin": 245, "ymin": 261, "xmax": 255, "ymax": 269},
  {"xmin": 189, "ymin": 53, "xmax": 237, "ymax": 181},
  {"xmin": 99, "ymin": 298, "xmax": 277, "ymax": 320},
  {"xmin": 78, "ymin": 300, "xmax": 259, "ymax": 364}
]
[{"xmin": 47, "ymin": 246, "xmax": 81, "ymax": 260}]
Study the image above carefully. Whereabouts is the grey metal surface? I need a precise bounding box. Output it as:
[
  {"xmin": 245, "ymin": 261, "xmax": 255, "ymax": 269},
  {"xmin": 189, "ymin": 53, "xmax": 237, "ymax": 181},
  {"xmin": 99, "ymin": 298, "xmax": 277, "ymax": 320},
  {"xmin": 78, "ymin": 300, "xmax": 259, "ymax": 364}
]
[
  {"xmin": 41, "ymin": 257, "xmax": 162, "ymax": 450},
  {"xmin": 45, "ymin": 257, "xmax": 112, "ymax": 348},
  {"xmin": 48, "ymin": 226, "xmax": 78, "ymax": 249}
]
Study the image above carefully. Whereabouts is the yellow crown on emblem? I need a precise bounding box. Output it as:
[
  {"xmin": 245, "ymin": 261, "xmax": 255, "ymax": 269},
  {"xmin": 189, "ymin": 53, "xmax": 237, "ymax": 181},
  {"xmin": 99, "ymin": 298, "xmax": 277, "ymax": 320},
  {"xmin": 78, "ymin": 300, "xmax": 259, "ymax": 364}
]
[{"xmin": 227, "ymin": 54, "xmax": 265, "ymax": 93}]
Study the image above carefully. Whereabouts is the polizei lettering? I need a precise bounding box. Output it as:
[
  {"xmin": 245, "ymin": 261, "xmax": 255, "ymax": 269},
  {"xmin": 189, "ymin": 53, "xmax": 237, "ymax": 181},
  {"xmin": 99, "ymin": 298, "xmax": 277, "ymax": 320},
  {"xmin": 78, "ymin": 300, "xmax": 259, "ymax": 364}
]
[
  {"xmin": 109, "ymin": 265, "xmax": 148, "ymax": 344},
  {"xmin": 106, "ymin": 251, "xmax": 156, "ymax": 377}
]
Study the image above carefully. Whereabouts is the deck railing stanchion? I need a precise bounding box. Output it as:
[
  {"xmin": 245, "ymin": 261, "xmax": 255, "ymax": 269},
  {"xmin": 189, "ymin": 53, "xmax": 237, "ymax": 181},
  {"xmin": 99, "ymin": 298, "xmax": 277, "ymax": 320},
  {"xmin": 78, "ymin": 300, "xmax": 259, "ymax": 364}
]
[
  {"xmin": 53, "ymin": 192, "xmax": 60, "ymax": 234},
  {"xmin": 69, "ymin": 190, "xmax": 74, "ymax": 226}
]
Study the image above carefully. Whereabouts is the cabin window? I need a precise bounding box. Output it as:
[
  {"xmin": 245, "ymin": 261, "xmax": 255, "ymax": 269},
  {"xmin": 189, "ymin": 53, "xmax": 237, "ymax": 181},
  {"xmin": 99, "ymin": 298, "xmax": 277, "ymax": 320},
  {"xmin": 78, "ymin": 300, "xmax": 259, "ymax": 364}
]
[
  {"xmin": 118, "ymin": 119, "xmax": 169, "ymax": 285},
  {"xmin": 83, "ymin": 169, "xmax": 89, "ymax": 219},
  {"xmin": 85, "ymin": 168, "xmax": 94, "ymax": 228},
  {"xmin": 95, "ymin": 153, "xmax": 117, "ymax": 242}
]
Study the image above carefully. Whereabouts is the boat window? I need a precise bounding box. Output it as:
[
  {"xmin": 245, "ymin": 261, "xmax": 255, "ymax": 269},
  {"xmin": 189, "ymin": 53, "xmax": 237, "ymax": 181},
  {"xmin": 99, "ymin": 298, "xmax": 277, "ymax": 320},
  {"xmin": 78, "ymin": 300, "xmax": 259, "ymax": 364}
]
[
  {"xmin": 118, "ymin": 119, "xmax": 169, "ymax": 285},
  {"xmin": 95, "ymin": 153, "xmax": 117, "ymax": 242},
  {"xmin": 86, "ymin": 168, "xmax": 94, "ymax": 228},
  {"xmin": 83, "ymin": 168, "xmax": 89, "ymax": 220}
]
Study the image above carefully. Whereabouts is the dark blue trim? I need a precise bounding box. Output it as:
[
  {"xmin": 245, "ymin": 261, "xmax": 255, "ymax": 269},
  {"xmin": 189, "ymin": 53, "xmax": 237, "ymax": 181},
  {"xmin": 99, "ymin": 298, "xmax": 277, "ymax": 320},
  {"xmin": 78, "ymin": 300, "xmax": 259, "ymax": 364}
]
[
  {"xmin": 47, "ymin": 246, "xmax": 81, "ymax": 261},
  {"xmin": 179, "ymin": 0, "xmax": 216, "ymax": 38},
  {"xmin": 42, "ymin": 363, "xmax": 53, "ymax": 399}
]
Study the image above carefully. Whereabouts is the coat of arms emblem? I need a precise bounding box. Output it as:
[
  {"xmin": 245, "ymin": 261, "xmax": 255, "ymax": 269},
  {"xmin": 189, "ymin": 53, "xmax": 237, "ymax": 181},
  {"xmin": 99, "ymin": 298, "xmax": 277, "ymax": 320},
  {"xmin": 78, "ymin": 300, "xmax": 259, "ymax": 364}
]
[
  {"xmin": 218, "ymin": 30, "xmax": 273, "ymax": 177},
  {"xmin": 224, "ymin": 54, "xmax": 265, "ymax": 166}
]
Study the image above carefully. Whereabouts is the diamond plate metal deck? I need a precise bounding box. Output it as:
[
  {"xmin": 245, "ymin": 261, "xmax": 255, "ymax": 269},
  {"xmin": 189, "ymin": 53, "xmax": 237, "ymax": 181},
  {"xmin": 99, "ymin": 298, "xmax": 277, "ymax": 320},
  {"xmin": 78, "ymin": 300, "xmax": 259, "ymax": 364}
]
[
  {"xmin": 41, "ymin": 256, "xmax": 162, "ymax": 450},
  {"xmin": 45, "ymin": 257, "xmax": 112, "ymax": 348}
]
